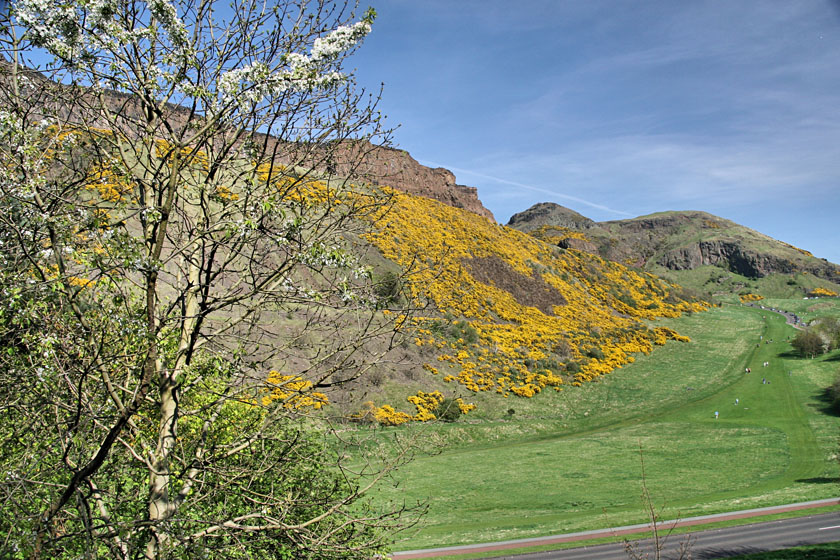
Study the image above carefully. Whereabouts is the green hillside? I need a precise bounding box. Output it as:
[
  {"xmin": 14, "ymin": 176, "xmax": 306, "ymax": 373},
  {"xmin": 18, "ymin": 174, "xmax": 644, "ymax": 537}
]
[
  {"xmin": 508, "ymin": 204, "xmax": 840, "ymax": 301},
  {"xmin": 371, "ymin": 299, "xmax": 840, "ymax": 552},
  {"xmin": 5, "ymin": 3, "xmax": 837, "ymax": 559}
]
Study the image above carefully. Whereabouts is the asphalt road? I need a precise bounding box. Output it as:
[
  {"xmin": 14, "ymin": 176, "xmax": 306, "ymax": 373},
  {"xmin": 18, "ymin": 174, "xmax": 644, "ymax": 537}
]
[{"xmin": 480, "ymin": 512, "xmax": 840, "ymax": 560}]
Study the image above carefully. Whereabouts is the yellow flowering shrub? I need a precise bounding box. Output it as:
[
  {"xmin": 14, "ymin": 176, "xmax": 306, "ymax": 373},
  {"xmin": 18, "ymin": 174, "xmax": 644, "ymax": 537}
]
[
  {"xmin": 809, "ymin": 287, "xmax": 838, "ymax": 297},
  {"xmin": 406, "ymin": 390, "xmax": 444, "ymax": 421},
  {"xmin": 213, "ymin": 184, "xmax": 239, "ymax": 201},
  {"xmin": 373, "ymin": 405, "xmax": 412, "ymax": 426},
  {"xmin": 361, "ymin": 187, "xmax": 708, "ymax": 422},
  {"xmin": 456, "ymin": 398, "xmax": 476, "ymax": 414},
  {"xmin": 153, "ymin": 139, "xmax": 211, "ymax": 174},
  {"xmin": 740, "ymin": 293, "xmax": 764, "ymax": 303},
  {"xmin": 67, "ymin": 276, "xmax": 96, "ymax": 288},
  {"xmin": 781, "ymin": 241, "xmax": 813, "ymax": 257},
  {"xmin": 260, "ymin": 371, "xmax": 329, "ymax": 410},
  {"xmin": 365, "ymin": 390, "xmax": 477, "ymax": 425},
  {"xmin": 532, "ymin": 225, "xmax": 590, "ymax": 245},
  {"xmin": 85, "ymin": 163, "xmax": 136, "ymax": 203}
]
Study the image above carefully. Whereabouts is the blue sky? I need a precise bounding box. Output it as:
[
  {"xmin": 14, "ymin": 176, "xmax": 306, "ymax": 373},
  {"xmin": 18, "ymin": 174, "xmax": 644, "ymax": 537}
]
[{"xmin": 352, "ymin": 0, "xmax": 840, "ymax": 264}]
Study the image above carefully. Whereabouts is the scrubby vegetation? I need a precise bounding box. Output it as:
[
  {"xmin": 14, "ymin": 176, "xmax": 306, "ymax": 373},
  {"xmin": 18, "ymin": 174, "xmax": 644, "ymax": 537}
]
[
  {"xmin": 809, "ymin": 287, "xmax": 839, "ymax": 297},
  {"xmin": 361, "ymin": 188, "xmax": 707, "ymax": 422},
  {"xmin": 792, "ymin": 317, "xmax": 840, "ymax": 358}
]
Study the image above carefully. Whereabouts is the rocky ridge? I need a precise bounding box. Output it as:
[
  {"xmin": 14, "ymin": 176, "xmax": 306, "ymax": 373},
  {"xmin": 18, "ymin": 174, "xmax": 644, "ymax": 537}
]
[
  {"xmin": 508, "ymin": 202, "xmax": 594, "ymax": 232},
  {"xmin": 508, "ymin": 203, "xmax": 840, "ymax": 282},
  {"xmin": 0, "ymin": 61, "xmax": 494, "ymax": 222},
  {"xmin": 317, "ymin": 141, "xmax": 495, "ymax": 220}
]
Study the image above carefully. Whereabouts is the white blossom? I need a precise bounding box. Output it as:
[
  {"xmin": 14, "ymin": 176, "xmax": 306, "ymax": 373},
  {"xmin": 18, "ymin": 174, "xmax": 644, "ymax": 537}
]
[
  {"xmin": 147, "ymin": 0, "xmax": 188, "ymax": 46},
  {"xmin": 310, "ymin": 21, "xmax": 371, "ymax": 62},
  {"xmin": 218, "ymin": 18, "xmax": 371, "ymax": 106},
  {"xmin": 13, "ymin": 0, "xmax": 189, "ymax": 62},
  {"xmin": 13, "ymin": 0, "xmax": 79, "ymax": 59}
]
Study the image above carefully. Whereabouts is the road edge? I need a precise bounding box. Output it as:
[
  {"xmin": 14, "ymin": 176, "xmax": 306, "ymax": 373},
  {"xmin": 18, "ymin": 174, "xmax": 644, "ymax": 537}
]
[{"xmin": 390, "ymin": 497, "xmax": 840, "ymax": 559}]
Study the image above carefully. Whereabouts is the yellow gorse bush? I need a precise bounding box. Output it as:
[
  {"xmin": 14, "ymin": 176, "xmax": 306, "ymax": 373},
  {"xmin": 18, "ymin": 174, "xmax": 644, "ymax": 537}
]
[
  {"xmin": 260, "ymin": 371, "xmax": 329, "ymax": 410},
  {"xmin": 809, "ymin": 287, "xmax": 838, "ymax": 297},
  {"xmin": 154, "ymin": 139, "xmax": 210, "ymax": 171},
  {"xmin": 368, "ymin": 390, "xmax": 476, "ymax": 425},
  {"xmin": 85, "ymin": 162, "xmax": 136, "ymax": 203},
  {"xmin": 363, "ymin": 187, "xmax": 706, "ymax": 421},
  {"xmin": 531, "ymin": 225, "xmax": 590, "ymax": 245}
]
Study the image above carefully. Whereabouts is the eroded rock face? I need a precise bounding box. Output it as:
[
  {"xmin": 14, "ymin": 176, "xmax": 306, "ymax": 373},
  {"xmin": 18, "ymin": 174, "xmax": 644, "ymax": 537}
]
[
  {"xmin": 309, "ymin": 141, "xmax": 495, "ymax": 221},
  {"xmin": 367, "ymin": 147, "xmax": 494, "ymax": 221},
  {"xmin": 660, "ymin": 241, "xmax": 798, "ymax": 278}
]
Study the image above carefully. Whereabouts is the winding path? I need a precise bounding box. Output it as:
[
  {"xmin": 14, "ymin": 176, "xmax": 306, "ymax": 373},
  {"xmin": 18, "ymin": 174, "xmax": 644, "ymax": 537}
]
[{"xmin": 743, "ymin": 302, "xmax": 804, "ymax": 328}]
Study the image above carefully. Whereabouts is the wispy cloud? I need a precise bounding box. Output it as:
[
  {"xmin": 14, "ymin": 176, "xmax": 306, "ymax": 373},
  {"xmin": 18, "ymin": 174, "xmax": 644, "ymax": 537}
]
[
  {"xmin": 420, "ymin": 160, "xmax": 634, "ymax": 217},
  {"xmin": 362, "ymin": 1, "xmax": 840, "ymax": 262}
]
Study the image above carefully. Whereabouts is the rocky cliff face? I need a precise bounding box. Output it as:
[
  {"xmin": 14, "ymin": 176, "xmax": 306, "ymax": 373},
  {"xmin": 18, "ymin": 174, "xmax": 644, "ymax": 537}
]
[
  {"xmin": 321, "ymin": 142, "xmax": 495, "ymax": 221},
  {"xmin": 658, "ymin": 241, "xmax": 796, "ymax": 277}
]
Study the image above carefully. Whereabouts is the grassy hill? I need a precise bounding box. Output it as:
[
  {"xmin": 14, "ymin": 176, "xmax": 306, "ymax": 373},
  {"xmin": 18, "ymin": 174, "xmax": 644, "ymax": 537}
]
[
  {"xmin": 352, "ymin": 188, "xmax": 709, "ymax": 423},
  {"xmin": 508, "ymin": 204, "xmax": 840, "ymax": 301},
  {"xmin": 369, "ymin": 299, "xmax": 840, "ymax": 552}
]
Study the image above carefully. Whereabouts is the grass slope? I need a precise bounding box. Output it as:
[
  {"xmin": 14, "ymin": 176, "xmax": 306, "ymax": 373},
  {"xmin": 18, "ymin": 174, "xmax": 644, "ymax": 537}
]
[
  {"xmin": 650, "ymin": 266, "xmax": 840, "ymax": 302},
  {"xmin": 368, "ymin": 301, "xmax": 840, "ymax": 551}
]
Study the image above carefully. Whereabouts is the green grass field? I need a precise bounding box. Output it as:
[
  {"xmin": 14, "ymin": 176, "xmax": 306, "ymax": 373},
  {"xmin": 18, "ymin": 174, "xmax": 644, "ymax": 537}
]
[{"xmin": 363, "ymin": 300, "xmax": 840, "ymax": 552}]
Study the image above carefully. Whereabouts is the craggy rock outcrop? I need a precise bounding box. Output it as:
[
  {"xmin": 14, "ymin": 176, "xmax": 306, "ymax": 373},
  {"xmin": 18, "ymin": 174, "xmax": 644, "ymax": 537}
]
[
  {"xmin": 508, "ymin": 203, "xmax": 840, "ymax": 283},
  {"xmin": 658, "ymin": 241, "xmax": 798, "ymax": 278},
  {"xmin": 320, "ymin": 142, "xmax": 495, "ymax": 220},
  {"xmin": 507, "ymin": 202, "xmax": 594, "ymax": 232},
  {"xmin": 556, "ymin": 236, "xmax": 599, "ymax": 254}
]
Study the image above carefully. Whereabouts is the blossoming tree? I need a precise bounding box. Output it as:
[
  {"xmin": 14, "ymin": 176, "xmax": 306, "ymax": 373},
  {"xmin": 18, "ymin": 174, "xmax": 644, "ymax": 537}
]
[{"xmin": 0, "ymin": 1, "xmax": 417, "ymax": 558}]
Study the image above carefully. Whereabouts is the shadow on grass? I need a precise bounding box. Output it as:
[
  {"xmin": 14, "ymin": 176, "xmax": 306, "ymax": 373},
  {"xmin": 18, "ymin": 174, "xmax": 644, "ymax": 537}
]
[
  {"xmin": 780, "ymin": 350, "xmax": 840, "ymax": 362},
  {"xmin": 811, "ymin": 387, "xmax": 840, "ymax": 417},
  {"xmin": 794, "ymin": 477, "xmax": 838, "ymax": 484}
]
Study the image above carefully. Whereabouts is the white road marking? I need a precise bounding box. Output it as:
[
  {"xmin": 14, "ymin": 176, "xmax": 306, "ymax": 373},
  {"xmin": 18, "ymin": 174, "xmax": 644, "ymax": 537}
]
[{"xmin": 818, "ymin": 525, "xmax": 840, "ymax": 531}]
